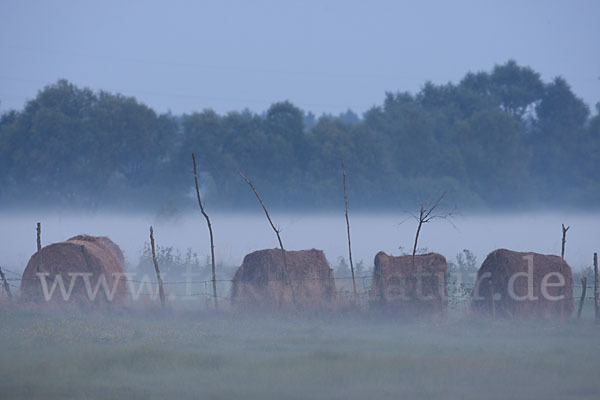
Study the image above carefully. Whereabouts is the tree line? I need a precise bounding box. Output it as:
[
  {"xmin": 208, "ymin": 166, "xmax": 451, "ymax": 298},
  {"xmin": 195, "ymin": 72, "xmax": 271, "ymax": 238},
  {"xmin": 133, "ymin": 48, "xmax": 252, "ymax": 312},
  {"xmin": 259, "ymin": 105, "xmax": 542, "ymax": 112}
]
[{"xmin": 0, "ymin": 60, "xmax": 598, "ymax": 211}]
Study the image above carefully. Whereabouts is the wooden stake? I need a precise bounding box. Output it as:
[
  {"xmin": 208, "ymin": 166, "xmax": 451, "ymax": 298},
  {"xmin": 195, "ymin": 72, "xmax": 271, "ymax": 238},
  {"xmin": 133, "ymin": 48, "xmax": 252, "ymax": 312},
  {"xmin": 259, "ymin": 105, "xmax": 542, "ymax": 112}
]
[
  {"xmin": 150, "ymin": 226, "xmax": 166, "ymax": 308},
  {"xmin": 561, "ymin": 224, "xmax": 569, "ymax": 261},
  {"xmin": 192, "ymin": 153, "xmax": 218, "ymax": 309},
  {"xmin": 341, "ymin": 159, "xmax": 357, "ymax": 299},
  {"xmin": 36, "ymin": 222, "xmax": 43, "ymax": 273},
  {"xmin": 577, "ymin": 277, "xmax": 587, "ymax": 320},
  {"xmin": 0, "ymin": 266, "xmax": 12, "ymax": 300},
  {"xmin": 36, "ymin": 222, "xmax": 41, "ymax": 252},
  {"xmin": 240, "ymin": 172, "xmax": 296, "ymax": 305},
  {"xmin": 559, "ymin": 224, "xmax": 569, "ymax": 317},
  {"xmin": 594, "ymin": 252, "xmax": 599, "ymax": 324}
]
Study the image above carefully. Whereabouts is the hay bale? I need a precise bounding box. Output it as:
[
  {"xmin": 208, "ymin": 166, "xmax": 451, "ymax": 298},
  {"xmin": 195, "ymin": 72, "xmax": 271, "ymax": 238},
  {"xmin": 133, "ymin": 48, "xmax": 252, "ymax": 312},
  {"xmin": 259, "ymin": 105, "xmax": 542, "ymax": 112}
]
[
  {"xmin": 20, "ymin": 235, "xmax": 128, "ymax": 307},
  {"xmin": 231, "ymin": 248, "xmax": 336, "ymax": 310},
  {"xmin": 471, "ymin": 249, "xmax": 574, "ymax": 319},
  {"xmin": 372, "ymin": 251, "xmax": 447, "ymax": 317}
]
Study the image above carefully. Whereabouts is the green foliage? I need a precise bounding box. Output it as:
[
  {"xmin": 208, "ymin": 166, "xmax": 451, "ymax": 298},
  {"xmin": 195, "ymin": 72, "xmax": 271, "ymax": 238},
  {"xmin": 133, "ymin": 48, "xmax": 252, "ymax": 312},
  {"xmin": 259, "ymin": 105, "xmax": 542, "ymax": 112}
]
[
  {"xmin": 490, "ymin": 60, "xmax": 544, "ymax": 120},
  {"xmin": 0, "ymin": 80, "xmax": 180, "ymax": 207},
  {"xmin": 136, "ymin": 243, "xmax": 207, "ymax": 282},
  {"xmin": 448, "ymin": 249, "xmax": 478, "ymax": 275},
  {"xmin": 447, "ymin": 249, "xmax": 479, "ymax": 308},
  {"xmin": 0, "ymin": 61, "xmax": 598, "ymax": 210},
  {"xmin": 334, "ymin": 256, "xmax": 350, "ymax": 278},
  {"xmin": 572, "ymin": 266, "xmax": 594, "ymax": 285},
  {"xmin": 355, "ymin": 259, "xmax": 366, "ymax": 276},
  {"xmin": 398, "ymin": 246, "xmax": 429, "ymax": 256}
]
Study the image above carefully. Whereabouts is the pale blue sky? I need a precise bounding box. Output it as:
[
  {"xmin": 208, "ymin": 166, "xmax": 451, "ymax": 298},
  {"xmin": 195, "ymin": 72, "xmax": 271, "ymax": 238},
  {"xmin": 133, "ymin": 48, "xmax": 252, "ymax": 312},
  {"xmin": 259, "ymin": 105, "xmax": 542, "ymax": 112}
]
[{"xmin": 1, "ymin": 0, "xmax": 598, "ymax": 116}]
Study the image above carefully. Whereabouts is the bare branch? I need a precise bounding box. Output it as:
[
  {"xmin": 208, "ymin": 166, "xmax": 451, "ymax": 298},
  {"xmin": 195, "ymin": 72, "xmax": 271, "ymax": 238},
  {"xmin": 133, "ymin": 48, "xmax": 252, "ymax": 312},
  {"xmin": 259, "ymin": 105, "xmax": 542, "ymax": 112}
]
[
  {"xmin": 239, "ymin": 172, "xmax": 296, "ymax": 305},
  {"xmin": 396, "ymin": 214, "xmax": 416, "ymax": 226},
  {"xmin": 420, "ymin": 192, "xmax": 448, "ymax": 223},
  {"xmin": 192, "ymin": 153, "xmax": 218, "ymax": 309},
  {"xmin": 342, "ymin": 158, "xmax": 357, "ymax": 298},
  {"xmin": 411, "ymin": 192, "xmax": 455, "ymax": 259}
]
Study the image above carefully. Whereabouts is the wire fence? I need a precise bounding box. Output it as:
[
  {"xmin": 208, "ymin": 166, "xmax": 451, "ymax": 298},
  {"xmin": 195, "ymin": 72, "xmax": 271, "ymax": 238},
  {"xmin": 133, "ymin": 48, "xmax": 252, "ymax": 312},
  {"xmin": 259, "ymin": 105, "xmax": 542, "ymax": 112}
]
[{"xmin": 2, "ymin": 265, "xmax": 598, "ymax": 315}]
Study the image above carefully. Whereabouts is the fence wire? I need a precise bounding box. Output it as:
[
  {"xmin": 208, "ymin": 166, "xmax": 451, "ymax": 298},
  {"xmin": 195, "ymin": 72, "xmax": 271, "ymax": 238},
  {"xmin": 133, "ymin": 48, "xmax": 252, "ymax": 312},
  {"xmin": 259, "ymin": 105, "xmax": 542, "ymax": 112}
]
[{"xmin": 3, "ymin": 270, "xmax": 599, "ymax": 307}]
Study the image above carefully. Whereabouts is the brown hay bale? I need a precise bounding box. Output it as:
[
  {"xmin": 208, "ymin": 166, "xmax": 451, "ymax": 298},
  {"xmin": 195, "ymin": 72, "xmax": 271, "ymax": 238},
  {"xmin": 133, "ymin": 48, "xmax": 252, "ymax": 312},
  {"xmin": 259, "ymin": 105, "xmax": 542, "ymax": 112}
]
[
  {"xmin": 471, "ymin": 249, "xmax": 574, "ymax": 319},
  {"xmin": 231, "ymin": 248, "xmax": 336, "ymax": 310},
  {"xmin": 372, "ymin": 251, "xmax": 447, "ymax": 317},
  {"xmin": 69, "ymin": 234, "xmax": 125, "ymax": 266},
  {"xmin": 20, "ymin": 235, "xmax": 128, "ymax": 308}
]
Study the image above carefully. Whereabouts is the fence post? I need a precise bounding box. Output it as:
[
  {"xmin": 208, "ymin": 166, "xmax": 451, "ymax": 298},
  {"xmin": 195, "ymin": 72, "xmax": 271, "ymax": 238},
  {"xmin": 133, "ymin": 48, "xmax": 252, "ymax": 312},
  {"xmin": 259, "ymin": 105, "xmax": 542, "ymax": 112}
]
[
  {"xmin": 341, "ymin": 159, "xmax": 357, "ymax": 300},
  {"xmin": 594, "ymin": 253, "xmax": 599, "ymax": 324},
  {"xmin": 577, "ymin": 277, "xmax": 587, "ymax": 320},
  {"xmin": 559, "ymin": 224, "xmax": 569, "ymax": 317},
  {"xmin": 36, "ymin": 222, "xmax": 43, "ymax": 273},
  {"xmin": 150, "ymin": 226, "xmax": 166, "ymax": 308},
  {"xmin": 192, "ymin": 153, "xmax": 218, "ymax": 310}
]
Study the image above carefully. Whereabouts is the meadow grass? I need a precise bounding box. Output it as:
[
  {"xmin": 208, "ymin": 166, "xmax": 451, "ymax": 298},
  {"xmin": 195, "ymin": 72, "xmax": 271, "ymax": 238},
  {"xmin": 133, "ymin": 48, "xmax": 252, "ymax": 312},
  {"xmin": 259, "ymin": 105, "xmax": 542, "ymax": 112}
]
[{"xmin": 0, "ymin": 308, "xmax": 599, "ymax": 399}]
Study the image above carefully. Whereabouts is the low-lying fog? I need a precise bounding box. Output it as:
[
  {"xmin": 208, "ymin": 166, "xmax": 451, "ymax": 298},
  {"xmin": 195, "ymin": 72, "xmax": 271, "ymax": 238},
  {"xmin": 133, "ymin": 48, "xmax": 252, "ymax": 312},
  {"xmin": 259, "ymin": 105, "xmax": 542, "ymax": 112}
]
[
  {"xmin": 1, "ymin": 210, "xmax": 598, "ymax": 274},
  {"xmin": 2, "ymin": 210, "xmax": 600, "ymax": 400}
]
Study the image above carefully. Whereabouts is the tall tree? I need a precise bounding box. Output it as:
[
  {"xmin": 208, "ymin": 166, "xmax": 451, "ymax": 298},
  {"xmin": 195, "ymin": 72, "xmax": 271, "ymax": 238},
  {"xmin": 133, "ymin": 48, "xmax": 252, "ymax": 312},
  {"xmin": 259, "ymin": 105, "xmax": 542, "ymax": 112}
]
[{"xmin": 490, "ymin": 60, "xmax": 544, "ymax": 120}]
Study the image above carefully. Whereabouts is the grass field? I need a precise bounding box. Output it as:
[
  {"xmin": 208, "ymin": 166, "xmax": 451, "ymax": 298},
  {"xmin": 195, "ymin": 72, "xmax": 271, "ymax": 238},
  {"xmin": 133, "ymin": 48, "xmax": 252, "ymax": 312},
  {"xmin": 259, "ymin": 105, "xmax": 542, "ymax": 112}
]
[{"xmin": 0, "ymin": 308, "xmax": 599, "ymax": 400}]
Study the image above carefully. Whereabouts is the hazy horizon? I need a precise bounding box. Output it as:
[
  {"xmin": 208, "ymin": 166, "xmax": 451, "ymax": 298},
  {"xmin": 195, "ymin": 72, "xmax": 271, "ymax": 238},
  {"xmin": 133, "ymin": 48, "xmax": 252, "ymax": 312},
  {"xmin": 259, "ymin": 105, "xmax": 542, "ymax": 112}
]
[{"xmin": 2, "ymin": 210, "xmax": 597, "ymax": 276}]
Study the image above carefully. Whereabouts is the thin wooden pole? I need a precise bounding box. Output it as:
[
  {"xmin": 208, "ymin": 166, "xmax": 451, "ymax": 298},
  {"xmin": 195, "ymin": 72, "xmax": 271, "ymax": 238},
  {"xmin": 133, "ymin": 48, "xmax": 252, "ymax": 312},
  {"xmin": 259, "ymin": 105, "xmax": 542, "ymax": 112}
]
[
  {"xmin": 192, "ymin": 153, "xmax": 218, "ymax": 309},
  {"xmin": 36, "ymin": 222, "xmax": 41, "ymax": 252},
  {"xmin": 239, "ymin": 172, "xmax": 296, "ymax": 305},
  {"xmin": 150, "ymin": 226, "xmax": 166, "ymax": 308},
  {"xmin": 594, "ymin": 252, "xmax": 599, "ymax": 324},
  {"xmin": 412, "ymin": 206, "xmax": 424, "ymax": 259},
  {"xmin": 561, "ymin": 224, "xmax": 569, "ymax": 261},
  {"xmin": 0, "ymin": 266, "xmax": 12, "ymax": 299},
  {"xmin": 341, "ymin": 159, "xmax": 357, "ymax": 299},
  {"xmin": 559, "ymin": 224, "xmax": 569, "ymax": 317},
  {"xmin": 577, "ymin": 277, "xmax": 587, "ymax": 320},
  {"xmin": 36, "ymin": 222, "xmax": 43, "ymax": 273}
]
